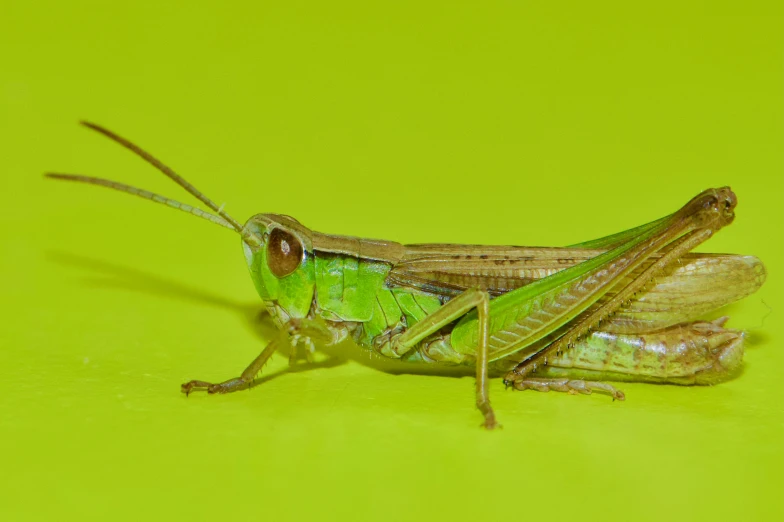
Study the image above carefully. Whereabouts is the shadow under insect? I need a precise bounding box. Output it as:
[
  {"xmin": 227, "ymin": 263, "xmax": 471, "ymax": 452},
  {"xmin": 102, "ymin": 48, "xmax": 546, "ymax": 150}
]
[{"xmin": 48, "ymin": 251, "xmax": 475, "ymax": 391}]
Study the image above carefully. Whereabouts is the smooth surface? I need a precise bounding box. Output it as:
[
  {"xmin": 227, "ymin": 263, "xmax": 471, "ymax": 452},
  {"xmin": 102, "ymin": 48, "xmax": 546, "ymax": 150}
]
[{"xmin": 1, "ymin": 2, "xmax": 782, "ymax": 520}]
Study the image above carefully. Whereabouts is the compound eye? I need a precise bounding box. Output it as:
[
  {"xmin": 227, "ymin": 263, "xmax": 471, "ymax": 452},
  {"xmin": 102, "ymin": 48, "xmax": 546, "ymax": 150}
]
[{"xmin": 266, "ymin": 228, "xmax": 303, "ymax": 278}]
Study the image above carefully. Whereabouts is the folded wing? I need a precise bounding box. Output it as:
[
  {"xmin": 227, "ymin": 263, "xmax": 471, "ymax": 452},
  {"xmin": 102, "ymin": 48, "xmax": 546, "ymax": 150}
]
[{"xmin": 389, "ymin": 244, "xmax": 765, "ymax": 333}]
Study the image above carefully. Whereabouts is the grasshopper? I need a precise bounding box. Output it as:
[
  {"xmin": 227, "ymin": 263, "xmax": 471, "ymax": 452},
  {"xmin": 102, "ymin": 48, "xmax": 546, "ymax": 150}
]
[{"xmin": 48, "ymin": 122, "xmax": 766, "ymax": 429}]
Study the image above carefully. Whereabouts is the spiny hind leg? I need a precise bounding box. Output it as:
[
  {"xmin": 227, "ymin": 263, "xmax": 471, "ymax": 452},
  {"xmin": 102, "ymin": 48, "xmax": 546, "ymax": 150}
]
[
  {"xmin": 181, "ymin": 340, "xmax": 279, "ymax": 395},
  {"xmin": 511, "ymin": 377, "xmax": 625, "ymax": 401},
  {"xmin": 507, "ymin": 226, "xmax": 724, "ymax": 390}
]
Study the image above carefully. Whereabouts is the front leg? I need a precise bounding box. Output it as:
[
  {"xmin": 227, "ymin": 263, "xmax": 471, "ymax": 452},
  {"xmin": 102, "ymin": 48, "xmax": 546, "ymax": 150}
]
[
  {"xmin": 392, "ymin": 288, "xmax": 496, "ymax": 430},
  {"xmin": 181, "ymin": 318, "xmax": 333, "ymax": 395},
  {"xmin": 181, "ymin": 339, "xmax": 280, "ymax": 395}
]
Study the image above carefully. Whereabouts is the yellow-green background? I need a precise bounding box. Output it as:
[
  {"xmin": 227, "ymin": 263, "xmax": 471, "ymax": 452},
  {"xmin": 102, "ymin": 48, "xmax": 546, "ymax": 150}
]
[{"xmin": 1, "ymin": 2, "xmax": 781, "ymax": 520}]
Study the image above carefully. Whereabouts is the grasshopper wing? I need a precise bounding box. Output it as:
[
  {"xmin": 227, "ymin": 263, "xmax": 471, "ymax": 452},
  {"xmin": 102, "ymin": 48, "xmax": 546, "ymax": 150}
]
[{"xmin": 390, "ymin": 248, "xmax": 765, "ymax": 334}]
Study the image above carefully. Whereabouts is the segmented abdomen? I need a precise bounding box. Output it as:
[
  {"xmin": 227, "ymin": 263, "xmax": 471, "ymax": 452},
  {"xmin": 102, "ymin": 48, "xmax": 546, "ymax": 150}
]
[{"xmin": 497, "ymin": 319, "xmax": 744, "ymax": 385}]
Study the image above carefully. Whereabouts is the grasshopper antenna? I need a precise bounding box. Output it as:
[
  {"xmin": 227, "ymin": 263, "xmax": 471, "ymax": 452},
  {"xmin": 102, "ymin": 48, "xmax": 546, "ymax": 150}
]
[
  {"xmin": 47, "ymin": 122, "xmax": 263, "ymax": 247},
  {"xmin": 79, "ymin": 121, "xmax": 241, "ymax": 226},
  {"xmin": 79, "ymin": 121, "xmax": 260, "ymax": 239},
  {"xmin": 45, "ymin": 173, "xmax": 242, "ymax": 232}
]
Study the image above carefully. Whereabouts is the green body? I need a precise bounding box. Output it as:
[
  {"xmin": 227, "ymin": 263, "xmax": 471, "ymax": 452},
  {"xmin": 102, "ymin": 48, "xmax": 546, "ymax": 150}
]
[{"xmin": 242, "ymin": 209, "xmax": 765, "ymax": 383}]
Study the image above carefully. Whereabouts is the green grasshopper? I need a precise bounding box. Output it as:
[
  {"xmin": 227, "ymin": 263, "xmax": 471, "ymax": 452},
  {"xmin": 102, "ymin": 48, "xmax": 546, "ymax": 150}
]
[{"xmin": 48, "ymin": 122, "xmax": 766, "ymax": 429}]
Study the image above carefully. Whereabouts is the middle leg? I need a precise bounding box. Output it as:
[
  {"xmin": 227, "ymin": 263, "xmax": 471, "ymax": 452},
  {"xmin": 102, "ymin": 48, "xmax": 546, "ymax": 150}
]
[{"xmin": 392, "ymin": 288, "xmax": 496, "ymax": 429}]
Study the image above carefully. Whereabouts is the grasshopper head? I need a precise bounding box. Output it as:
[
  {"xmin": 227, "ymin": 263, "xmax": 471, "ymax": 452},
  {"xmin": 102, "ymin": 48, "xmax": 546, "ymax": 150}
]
[{"xmin": 242, "ymin": 214, "xmax": 316, "ymax": 326}]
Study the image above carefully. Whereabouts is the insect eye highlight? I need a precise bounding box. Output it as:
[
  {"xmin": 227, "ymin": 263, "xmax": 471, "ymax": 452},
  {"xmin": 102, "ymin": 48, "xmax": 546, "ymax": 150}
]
[{"xmin": 266, "ymin": 228, "xmax": 304, "ymax": 278}]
